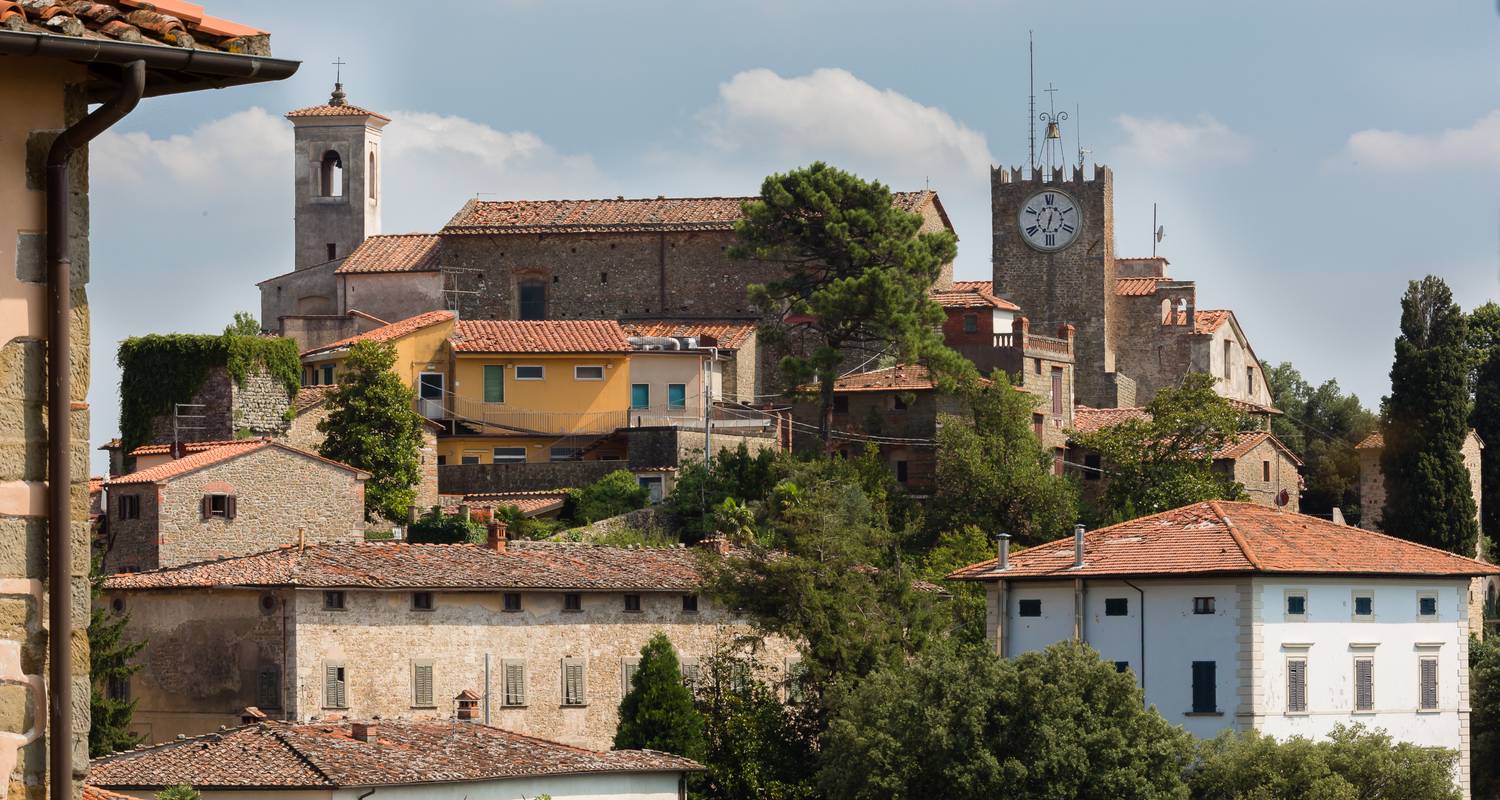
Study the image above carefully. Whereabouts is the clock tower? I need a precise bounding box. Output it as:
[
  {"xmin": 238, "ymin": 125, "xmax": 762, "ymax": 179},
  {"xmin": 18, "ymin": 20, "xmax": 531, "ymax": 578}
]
[{"xmin": 991, "ymin": 164, "xmax": 1121, "ymax": 407}]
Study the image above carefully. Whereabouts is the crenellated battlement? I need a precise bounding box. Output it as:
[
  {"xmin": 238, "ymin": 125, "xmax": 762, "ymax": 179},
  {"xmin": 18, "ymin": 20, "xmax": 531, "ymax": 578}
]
[{"xmin": 993, "ymin": 163, "xmax": 1111, "ymax": 185}]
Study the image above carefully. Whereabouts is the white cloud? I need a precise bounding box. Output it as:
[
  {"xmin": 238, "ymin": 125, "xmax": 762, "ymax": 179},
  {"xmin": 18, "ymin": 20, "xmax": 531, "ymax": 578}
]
[
  {"xmin": 701, "ymin": 68, "xmax": 994, "ymax": 178},
  {"xmin": 1113, "ymin": 114, "xmax": 1251, "ymax": 168},
  {"xmin": 1339, "ymin": 110, "xmax": 1500, "ymax": 171},
  {"xmin": 93, "ymin": 107, "xmax": 289, "ymax": 189}
]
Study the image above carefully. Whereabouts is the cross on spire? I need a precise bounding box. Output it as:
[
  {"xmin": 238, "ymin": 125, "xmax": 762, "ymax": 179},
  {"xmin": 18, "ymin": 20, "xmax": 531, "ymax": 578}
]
[
  {"xmin": 329, "ymin": 57, "xmax": 348, "ymax": 106},
  {"xmin": 333, "ymin": 57, "xmax": 346, "ymax": 83}
]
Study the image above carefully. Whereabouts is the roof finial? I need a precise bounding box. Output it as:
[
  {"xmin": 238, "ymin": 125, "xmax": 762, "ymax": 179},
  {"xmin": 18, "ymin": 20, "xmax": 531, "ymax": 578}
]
[{"xmin": 330, "ymin": 57, "xmax": 347, "ymax": 106}]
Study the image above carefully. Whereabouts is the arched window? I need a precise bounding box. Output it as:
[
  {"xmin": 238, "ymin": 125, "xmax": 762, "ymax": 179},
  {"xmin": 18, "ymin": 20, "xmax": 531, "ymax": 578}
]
[
  {"xmin": 368, "ymin": 151, "xmax": 378, "ymax": 200},
  {"xmin": 320, "ymin": 150, "xmax": 343, "ymax": 197},
  {"xmin": 1176, "ymin": 298, "xmax": 1188, "ymax": 324},
  {"xmin": 518, "ymin": 280, "xmax": 547, "ymax": 320},
  {"xmin": 1161, "ymin": 298, "xmax": 1172, "ymax": 324}
]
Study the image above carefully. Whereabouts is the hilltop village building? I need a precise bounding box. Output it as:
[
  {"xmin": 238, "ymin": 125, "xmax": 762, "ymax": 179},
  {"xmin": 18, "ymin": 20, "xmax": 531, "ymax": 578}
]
[
  {"xmin": 102, "ymin": 535, "xmax": 796, "ymax": 750},
  {"xmin": 949, "ymin": 501, "xmax": 1500, "ymax": 796}
]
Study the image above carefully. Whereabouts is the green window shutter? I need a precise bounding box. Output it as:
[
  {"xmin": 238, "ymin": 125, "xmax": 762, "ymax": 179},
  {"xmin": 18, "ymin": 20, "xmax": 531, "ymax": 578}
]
[
  {"xmin": 632, "ymin": 384, "xmax": 650, "ymax": 410},
  {"xmin": 484, "ymin": 365, "xmax": 504, "ymax": 403},
  {"xmin": 668, "ymin": 383, "xmax": 686, "ymax": 410},
  {"xmin": 413, "ymin": 663, "xmax": 434, "ymax": 707}
]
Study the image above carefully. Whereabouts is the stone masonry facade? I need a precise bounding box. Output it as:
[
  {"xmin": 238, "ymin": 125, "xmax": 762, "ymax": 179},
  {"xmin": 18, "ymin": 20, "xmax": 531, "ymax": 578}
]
[
  {"xmin": 104, "ymin": 446, "xmax": 366, "ymax": 573},
  {"xmin": 142, "ymin": 365, "xmax": 292, "ymax": 446}
]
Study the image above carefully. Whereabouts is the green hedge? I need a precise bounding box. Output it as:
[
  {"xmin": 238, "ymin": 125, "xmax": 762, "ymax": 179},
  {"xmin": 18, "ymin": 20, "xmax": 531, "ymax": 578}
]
[{"xmin": 116, "ymin": 333, "xmax": 300, "ymax": 453}]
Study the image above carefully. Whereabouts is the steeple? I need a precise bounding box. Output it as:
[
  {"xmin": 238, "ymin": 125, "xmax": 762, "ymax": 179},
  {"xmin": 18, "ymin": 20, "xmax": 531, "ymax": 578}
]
[{"xmin": 329, "ymin": 56, "xmax": 347, "ymax": 106}]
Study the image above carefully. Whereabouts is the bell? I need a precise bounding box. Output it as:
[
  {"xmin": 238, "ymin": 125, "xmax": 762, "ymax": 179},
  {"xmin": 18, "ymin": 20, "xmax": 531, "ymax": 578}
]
[{"xmin": 1045, "ymin": 121, "xmax": 1061, "ymax": 140}]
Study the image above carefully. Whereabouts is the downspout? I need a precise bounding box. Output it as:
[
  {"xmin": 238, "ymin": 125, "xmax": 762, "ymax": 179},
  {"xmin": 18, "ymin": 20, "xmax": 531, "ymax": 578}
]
[
  {"xmin": 46, "ymin": 60, "xmax": 146, "ymax": 800},
  {"xmin": 1123, "ymin": 578, "xmax": 1146, "ymax": 704}
]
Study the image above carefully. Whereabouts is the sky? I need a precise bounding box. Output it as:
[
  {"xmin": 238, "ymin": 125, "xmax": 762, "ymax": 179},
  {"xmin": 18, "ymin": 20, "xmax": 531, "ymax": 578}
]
[{"xmin": 86, "ymin": 0, "xmax": 1500, "ymax": 473}]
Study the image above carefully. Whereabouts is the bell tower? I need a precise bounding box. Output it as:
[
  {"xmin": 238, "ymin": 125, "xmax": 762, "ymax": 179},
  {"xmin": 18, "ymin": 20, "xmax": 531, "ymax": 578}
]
[
  {"xmin": 285, "ymin": 79, "xmax": 388, "ymax": 271},
  {"xmin": 991, "ymin": 163, "xmax": 1119, "ymax": 407}
]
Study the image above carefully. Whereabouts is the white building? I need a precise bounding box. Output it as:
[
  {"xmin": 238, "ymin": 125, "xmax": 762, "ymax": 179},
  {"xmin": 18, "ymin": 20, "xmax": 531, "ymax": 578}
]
[
  {"xmin": 87, "ymin": 718, "xmax": 699, "ymax": 800},
  {"xmin": 948, "ymin": 500, "xmax": 1499, "ymax": 797}
]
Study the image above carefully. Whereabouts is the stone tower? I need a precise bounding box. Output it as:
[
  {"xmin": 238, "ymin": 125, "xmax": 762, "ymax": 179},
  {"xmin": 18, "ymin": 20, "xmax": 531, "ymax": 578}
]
[
  {"xmin": 285, "ymin": 82, "xmax": 388, "ymax": 274},
  {"xmin": 991, "ymin": 165, "xmax": 1120, "ymax": 407}
]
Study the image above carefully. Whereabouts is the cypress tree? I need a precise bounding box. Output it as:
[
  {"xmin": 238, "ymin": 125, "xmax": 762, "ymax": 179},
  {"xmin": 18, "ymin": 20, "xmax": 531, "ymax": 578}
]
[
  {"xmin": 1469, "ymin": 302, "xmax": 1500, "ymax": 561},
  {"xmin": 89, "ymin": 599, "xmax": 144, "ymax": 756},
  {"xmin": 615, "ymin": 633, "xmax": 706, "ymax": 760},
  {"xmin": 1380, "ymin": 276, "xmax": 1478, "ymax": 555}
]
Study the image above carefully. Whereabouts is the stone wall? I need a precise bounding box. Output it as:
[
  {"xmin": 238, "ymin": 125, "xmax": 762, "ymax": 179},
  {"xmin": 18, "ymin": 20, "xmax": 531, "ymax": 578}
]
[
  {"xmin": 233, "ymin": 368, "xmax": 294, "ymax": 438},
  {"xmin": 623, "ymin": 426, "xmax": 777, "ymax": 472},
  {"xmin": 103, "ymin": 446, "xmax": 366, "ymax": 573},
  {"xmin": 1220, "ymin": 440, "xmax": 1301, "ymax": 513},
  {"xmin": 282, "ymin": 407, "xmax": 440, "ymax": 512},
  {"xmin": 792, "ymin": 390, "xmax": 964, "ymax": 492},
  {"xmin": 142, "ymin": 365, "xmax": 292, "ymax": 446},
  {"xmin": 438, "ymin": 459, "xmax": 628, "ymax": 495}
]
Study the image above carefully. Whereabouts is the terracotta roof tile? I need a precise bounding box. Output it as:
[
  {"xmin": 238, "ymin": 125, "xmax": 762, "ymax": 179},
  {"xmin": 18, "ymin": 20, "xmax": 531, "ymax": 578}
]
[
  {"xmin": 620, "ymin": 320, "xmax": 758, "ymax": 350},
  {"xmin": 106, "ymin": 440, "xmax": 364, "ymax": 486},
  {"xmin": 82, "ymin": 786, "xmax": 137, "ymax": 800},
  {"xmin": 1166, "ymin": 308, "xmax": 1232, "ymax": 333},
  {"xmin": 452, "ymin": 490, "xmax": 570, "ymax": 517},
  {"xmin": 1069, "ymin": 406, "xmax": 1151, "ymax": 434},
  {"xmin": 1116, "ymin": 277, "xmax": 1166, "ymax": 297},
  {"xmin": 948, "ymin": 500, "xmax": 1500, "ymax": 582},
  {"xmin": 89, "ymin": 476, "xmax": 105, "ymax": 496},
  {"xmin": 0, "ymin": 0, "xmax": 271, "ymax": 55},
  {"xmin": 931, "ymin": 280, "xmax": 1021, "ymax": 311},
  {"xmin": 285, "ymin": 98, "xmax": 390, "ymax": 121},
  {"xmin": 1356, "ymin": 432, "xmax": 1384, "ymax": 450},
  {"xmin": 450, "ymin": 320, "xmax": 631, "ymax": 354},
  {"xmin": 293, "ymin": 385, "xmax": 336, "ymax": 413},
  {"xmin": 829, "ymin": 364, "xmax": 938, "ymax": 393},
  {"xmin": 1215, "ymin": 430, "xmax": 1303, "ymax": 465},
  {"xmin": 301, "ymin": 310, "xmax": 455, "ymax": 357},
  {"xmin": 334, "ymin": 234, "xmax": 441, "ymax": 274},
  {"xmin": 88, "ymin": 719, "xmax": 701, "ymax": 789},
  {"xmin": 128, "ymin": 439, "xmax": 247, "ymax": 458},
  {"xmin": 443, "ymin": 191, "xmax": 939, "ymax": 235},
  {"xmin": 102, "ymin": 541, "xmax": 708, "ymax": 592}
]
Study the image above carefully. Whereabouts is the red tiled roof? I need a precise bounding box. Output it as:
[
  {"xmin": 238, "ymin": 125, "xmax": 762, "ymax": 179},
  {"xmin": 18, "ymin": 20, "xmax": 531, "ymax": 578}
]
[
  {"xmin": 1227, "ymin": 398, "xmax": 1283, "ymax": 416},
  {"xmin": 620, "ymin": 320, "xmax": 757, "ymax": 350},
  {"xmin": 101, "ymin": 541, "xmax": 709, "ymax": 591},
  {"xmin": 1166, "ymin": 308, "xmax": 1233, "ymax": 333},
  {"xmin": 106, "ymin": 440, "xmax": 365, "ymax": 486},
  {"xmin": 301, "ymin": 310, "xmax": 455, "ymax": 357},
  {"xmin": 450, "ymin": 320, "xmax": 631, "ymax": 354},
  {"xmin": 293, "ymin": 385, "xmax": 336, "ymax": 413},
  {"xmin": 1069, "ymin": 406, "xmax": 1151, "ymax": 434},
  {"xmin": 88, "ymin": 720, "xmax": 700, "ymax": 789},
  {"xmin": 454, "ymin": 490, "xmax": 570, "ymax": 517},
  {"xmin": 0, "ymin": 0, "xmax": 270, "ymax": 55},
  {"xmin": 89, "ymin": 476, "xmax": 105, "ymax": 496},
  {"xmin": 443, "ymin": 191, "xmax": 940, "ymax": 235},
  {"xmin": 830, "ymin": 364, "xmax": 938, "ymax": 393},
  {"xmin": 948, "ymin": 500, "xmax": 1500, "ymax": 582},
  {"xmin": 1116, "ymin": 277, "xmax": 1166, "ymax": 297},
  {"xmin": 335, "ymin": 234, "xmax": 441, "ymax": 274},
  {"xmin": 82, "ymin": 787, "xmax": 136, "ymax": 800},
  {"xmin": 128, "ymin": 439, "xmax": 246, "ymax": 457},
  {"xmin": 1215, "ymin": 430, "xmax": 1303, "ymax": 465},
  {"xmin": 1356, "ymin": 433, "xmax": 1384, "ymax": 450},
  {"xmin": 931, "ymin": 280, "xmax": 1021, "ymax": 311}
]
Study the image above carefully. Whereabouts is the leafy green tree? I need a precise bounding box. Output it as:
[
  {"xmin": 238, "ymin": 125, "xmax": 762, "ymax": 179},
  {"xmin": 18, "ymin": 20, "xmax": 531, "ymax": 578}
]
[
  {"xmin": 1472, "ymin": 634, "xmax": 1500, "ymax": 799},
  {"xmin": 1071, "ymin": 372, "xmax": 1247, "ymax": 523},
  {"xmin": 155, "ymin": 787, "xmax": 201, "ymax": 800},
  {"xmin": 1469, "ymin": 302, "xmax": 1500, "ymax": 556},
  {"xmin": 89, "ymin": 580, "xmax": 145, "ymax": 757},
  {"xmin": 929, "ymin": 373, "xmax": 1079, "ymax": 545},
  {"xmin": 819, "ymin": 640, "xmax": 1194, "ymax": 800},
  {"xmin": 1187, "ymin": 724, "xmax": 1458, "ymax": 800},
  {"xmin": 406, "ymin": 509, "xmax": 485, "ymax": 544},
  {"xmin": 1381, "ymin": 276, "xmax": 1478, "ymax": 555},
  {"xmin": 222, "ymin": 311, "xmax": 261, "ymax": 337},
  {"xmin": 695, "ymin": 647, "xmax": 816, "ymax": 800},
  {"xmin": 1262, "ymin": 361, "xmax": 1377, "ymax": 521},
  {"xmin": 731, "ymin": 162, "xmax": 965, "ymax": 443},
  {"xmin": 615, "ymin": 633, "xmax": 706, "ymax": 760},
  {"xmin": 317, "ymin": 340, "xmax": 425, "ymax": 522},
  {"xmin": 911, "ymin": 525, "xmax": 993, "ymax": 643},
  {"xmin": 564, "ymin": 469, "xmax": 650, "ymax": 525},
  {"xmin": 665, "ymin": 444, "xmax": 780, "ymax": 541}
]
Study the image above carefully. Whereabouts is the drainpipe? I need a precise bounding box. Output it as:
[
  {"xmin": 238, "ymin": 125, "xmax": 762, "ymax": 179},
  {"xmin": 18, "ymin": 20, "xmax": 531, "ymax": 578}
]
[
  {"xmin": 1123, "ymin": 578, "xmax": 1146, "ymax": 704},
  {"xmin": 46, "ymin": 60, "xmax": 146, "ymax": 800}
]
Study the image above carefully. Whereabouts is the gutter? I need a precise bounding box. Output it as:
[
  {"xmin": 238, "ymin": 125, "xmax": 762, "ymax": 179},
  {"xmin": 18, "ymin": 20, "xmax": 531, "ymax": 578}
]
[{"xmin": 47, "ymin": 60, "xmax": 147, "ymax": 800}]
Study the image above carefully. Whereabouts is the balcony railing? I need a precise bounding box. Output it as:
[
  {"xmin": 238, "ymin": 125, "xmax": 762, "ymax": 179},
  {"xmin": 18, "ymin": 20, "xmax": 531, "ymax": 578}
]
[{"xmin": 437, "ymin": 396, "xmax": 629, "ymax": 436}]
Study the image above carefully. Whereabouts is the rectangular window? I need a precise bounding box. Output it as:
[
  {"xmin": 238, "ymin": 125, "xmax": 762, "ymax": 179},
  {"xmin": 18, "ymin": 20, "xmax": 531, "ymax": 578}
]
[
  {"xmin": 563, "ymin": 593, "xmax": 582, "ymax": 612},
  {"xmin": 668, "ymin": 383, "xmax": 686, "ymax": 410},
  {"xmin": 1286, "ymin": 658, "xmax": 1307, "ymax": 713},
  {"xmin": 1051, "ymin": 367, "xmax": 1064, "ymax": 415},
  {"xmin": 1419, "ymin": 656, "xmax": 1439, "ymax": 710},
  {"xmin": 1033, "ymin": 358, "xmax": 1042, "ymax": 375},
  {"xmin": 324, "ymin": 664, "xmax": 347, "ymax": 709},
  {"xmin": 461, "ymin": 452, "xmax": 482, "ymax": 465},
  {"xmin": 1352, "ymin": 591, "xmax": 1374, "ymax": 619},
  {"xmin": 1032, "ymin": 413, "xmax": 1044, "ymax": 438},
  {"xmin": 784, "ymin": 657, "xmax": 807, "ymax": 704},
  {"xmin": 550, "ymin": 447, "xmax": 581, "ymax": 462},
  {"xmin": 575, "ymin": 365, "xmax": 605, "ymax": 381},
  {"xmin": 833, "ymin": 395, "xmax": 849, "ymax": 414},
  {"xmin": 892, "ymin": 394, "xmax": 908, "ymax": 411},
  {"xmin": 680, "ymin": 658, "xmax": 700, "ymax": 688},
  {"xmin": 562, "ymin": 659, "xmax": 587, "ymax": 706},
  {"xmin": 1418, "ymin": 592, "xmax": 1438, "ymax": 618},
  {"xmin": 638, "ymin": 476, "xmax": 664, "ymax": 503},
  {"xmin": 1114, "ymin": 661, "xmax": 1131, "ymax": 674},
  {"xmin": 107, "ymin": 674, "xmax": 129, "ymax": 702},
  {"xmin": 631, "ymin": 384, "xmax": 651, "ymax": 410},
  {"xmin": 257, "ymin": 667, "xmax": 280, "ymax": 710},
  {"xmin": 621, "ymin": 658, "xmax": 640, "ymax": 695},
  {"xmin": 515, "ymin": 365, "xmax": 545, "ymax": 381},
  {"xmin": 1285, "ymin": 591, "xmax": 1308, "ymax": 620},
  {"xmin": 963, "ymin": 313, "xmax": 978, "ymax": 334},
  {"xmin": 492, "ymin": 447, "xmax": 527, "ymax": 464},
  {"xmin": 1193, "ymin": 596, "xmax": 1216, "ymax": 615},
  {"xmin": 412, "ymin": 661, "xmax": 435, "ymax": 708},
  {"xmin": 503, "ymin": 592, "xmax": 522, "ymax": 612},
  {"xmin": 1054, "ymin": 449, "xmax": 1064, "ymax": 477},
  {"xmin": 895, "ymin": 460, "xmax": 909, "ymax": 484},
  {"xmin": 683, "ymin": 594, "xmax": 699, "ymax": 613},
  {"xmin": 1262, "ymin": 460, "xmax": 1271, "ymax": 482},
  {"xmin": 436, "ymin": 455, "xmax": 446, "ymax": 466},
  {"xmin": 483, "ymin": 365, "xmax": 505, "ymax": 403},
  {"xmin": 1354, "ymin": 657, "xmax": 1374, "ymax": 712},
  {"xmin": 323, "ymin": 591, "xmax": 346, "ymax": 611},
  {"xmin": 411, "ymin": 591, "xmax": 433, "ymax": 611},
  {"xmin": 1223, "ymin": 340, "xmax": 1232, "ymax": 380},
  {"xmin": 624, "ymin": 594, "xmax": 642, "ymax": 612},
  {"xmin": 118, "ymin": 494, "xmax": 140, "ymax": 520},
  {"xmin": 1084, "ymin": 453, "xmax": 1101, "ymax": 481},
  {"xmin": 1018, "ymin": 599, "xmax": 1042, "ymax": 617},
  {"xmin": 518, "ymin": 282, "xmax": 546, "ymax": 321},
  {"xmin": 1191, "ymin": 661, "xmax": 1217, "ymax": 713},
  {"xmin": 201, "ymin": 493, "xmax": 235, "ymax": 520},
  {"xmin": 502, "ymin": 660, "xmax": 526, "ymax": 706},
  {"xmin": 1105, "ymin": 598, "xmax": 1128, "ymax": 616},
  {"xmin": 1247, "ymin": 366, "xmax": 1255, "ymax": 395},
  {"xmin": 321, "ymin": 364, "xmax": 335, "ymax": 385}
]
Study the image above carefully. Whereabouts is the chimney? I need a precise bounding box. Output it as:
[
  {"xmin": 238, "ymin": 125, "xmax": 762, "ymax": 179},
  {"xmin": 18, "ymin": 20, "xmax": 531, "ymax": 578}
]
[
  {"xmin": 486, "ymin": 521, "xmax": 508, "ymax": 553},
  {"xmin": 697, "ymin": 536, "xmax": 732, "ymax": 556},
  {"xmin": 996, "ymin": 533, "xmax": 1011, "ymax": 571},
  {"xmin": 457, "ymin": 504, "xmax": 471, "ymax": 522},
  {"xmin": 1073, "ymin": 524, "xmax": 1086, "ymax": 568},
  {"xmin": 239, "ymin": 706, "xmax": 266, "ymax": 725},
  {"xmin": 350, "ymin": 721, "xmax": 377, "ymax": 742}
]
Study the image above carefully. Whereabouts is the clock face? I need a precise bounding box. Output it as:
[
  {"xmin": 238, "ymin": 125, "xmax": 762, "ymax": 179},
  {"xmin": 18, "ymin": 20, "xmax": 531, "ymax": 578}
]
[{"xmin": 1017, "ymin": 190, "xmax": 1081, "ymax": 252}]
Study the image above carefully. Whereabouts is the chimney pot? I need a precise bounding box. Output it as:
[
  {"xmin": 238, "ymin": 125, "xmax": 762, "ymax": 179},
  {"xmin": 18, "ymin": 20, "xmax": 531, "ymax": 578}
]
[
  {"xmin": 1073, "ymin": 523, "xmax": 1086, "ymax": 568},
  {"xmin": 997, "ymin": 533, "xmax": 1011, "ymax": 571},
  {"xmin": 351, "ymin": 721, "xmax": 377, "ymax": 742},
  {"xmin": 486, "ymin": 521, "xmax": 508, "ymax": 553}
]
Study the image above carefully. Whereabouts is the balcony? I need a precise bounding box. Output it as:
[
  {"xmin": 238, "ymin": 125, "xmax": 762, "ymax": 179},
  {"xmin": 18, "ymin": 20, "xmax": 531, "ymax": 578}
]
[{"xmin": 435, "ymin": 396, "xmax": 629, "ymax": 436}]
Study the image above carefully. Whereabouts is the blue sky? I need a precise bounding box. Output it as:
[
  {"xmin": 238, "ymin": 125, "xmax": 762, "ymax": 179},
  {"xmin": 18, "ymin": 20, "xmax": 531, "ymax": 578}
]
[{"xmin": 87, "ymin": 0, "xmax": 1500, "ymax": 472}]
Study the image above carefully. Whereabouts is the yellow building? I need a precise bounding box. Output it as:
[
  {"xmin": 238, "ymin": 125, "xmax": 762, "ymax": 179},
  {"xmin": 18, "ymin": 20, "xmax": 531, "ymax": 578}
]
[{"xmin": 299, "ymin": 309, "xmax": 455, "ymax": 390}]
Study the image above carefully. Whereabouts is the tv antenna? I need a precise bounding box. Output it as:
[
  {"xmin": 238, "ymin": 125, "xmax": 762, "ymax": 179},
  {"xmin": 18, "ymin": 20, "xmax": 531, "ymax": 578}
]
[
  {"xmin": 1152, "ymin": 203, "xmax": 1166, "ymax": 257},
  {"xmin": 1028, "ymin": 31, "xmax": 1036, "ymax": 173}
]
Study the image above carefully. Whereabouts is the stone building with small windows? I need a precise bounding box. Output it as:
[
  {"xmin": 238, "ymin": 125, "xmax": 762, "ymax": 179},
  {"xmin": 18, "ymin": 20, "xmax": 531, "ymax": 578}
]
[
  {"xmin": 100, "ymin": 535, "xmax": 796, "ymax": 751},
  {"xmin": 101, "ymin": 439, "xmax": 367, "ymax": 574}
]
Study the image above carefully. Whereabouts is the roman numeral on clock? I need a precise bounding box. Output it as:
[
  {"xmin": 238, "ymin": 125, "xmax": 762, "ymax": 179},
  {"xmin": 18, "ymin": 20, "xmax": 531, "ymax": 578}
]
[
  {"xmin": 1061, "ymin": 224, "xmax": 1074, "ymax": 233},
  {"xmin": 1026, "ymin": 225, "xmax": 1040, "ymax": 236},
  {"xmin": 1045, "ymin": 233, "xmax": 1056, "ymax": 246},
  {"xmin": 1025, "ymin": 207, "xmax": 1037, "ymax": 216},
  {"xmin": 1044, "ymin": 193, "xmax": 1055, "ymax": 206}
]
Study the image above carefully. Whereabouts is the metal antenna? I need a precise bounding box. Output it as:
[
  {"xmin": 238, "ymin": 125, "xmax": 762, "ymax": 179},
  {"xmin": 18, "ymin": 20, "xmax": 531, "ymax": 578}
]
[
  {"xmin": 1152, "ymin": 203, "xmax": 1166, "ymax": 257},
  {"xmin": 1028, "ymin": 31, "xmax": 1036, "ymax": 173},
  {"xmin": 1075, "ymin": 103, "xmax": 1090, "ymax": 170}
]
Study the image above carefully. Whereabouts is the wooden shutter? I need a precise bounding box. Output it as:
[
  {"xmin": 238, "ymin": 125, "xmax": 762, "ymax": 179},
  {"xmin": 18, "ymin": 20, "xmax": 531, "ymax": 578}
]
[
  {"xmin": 325, "ymin": 665, "xmax": 345, "ymax": 708},
  {"xmin": 1354, "ymin": 659, "xmax": 1373, "ymax": 711},
  {"xmin": 226, "ymin": 495, "xmax": 237, "ymax": 520},
  {"xmin": 563, "ymin": 660, "xmax": 585, "ymax": 706},
  {"xmin": 1051, "ymin": 368, "xmax": 1063, "ymax": 415},
  {"xmin": 200, "ymin": 495, "xmax": 211, "ymax": 520},
  {"xmin": 504, "ymin": 661, "xmax": 525, "ymax": 706},
  {"xmin": 413, "ymin": 663, "xmax": 434, "ymax": 707},
  {"xmin": 1191, "ymin": 661, "xmax": 1216, "ymax": 713},
  {"xmin": 484, "ymin": 365, "xmax": 504, "ymax": 403},
  {"xmin": 621, "ymin": 659, "xmax": 639, "ymax": 695},
  {"xmin": 1420, "ymin": 657, "xmax": 1438, "ymax": 710},
  {"xmin": 1286, "ymin": 660, "xmax": 1306, "ymax": 713}
]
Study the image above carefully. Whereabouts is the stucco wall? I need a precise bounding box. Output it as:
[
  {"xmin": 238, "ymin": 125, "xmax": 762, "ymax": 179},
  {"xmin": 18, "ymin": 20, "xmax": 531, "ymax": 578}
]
[
  {"xmin": 339, "ymin": 271, "xmax": 443, "ymax": 325},
  {"xmin": 626, "ymin": 352, "xmax": 707, "ymax": 427}
]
